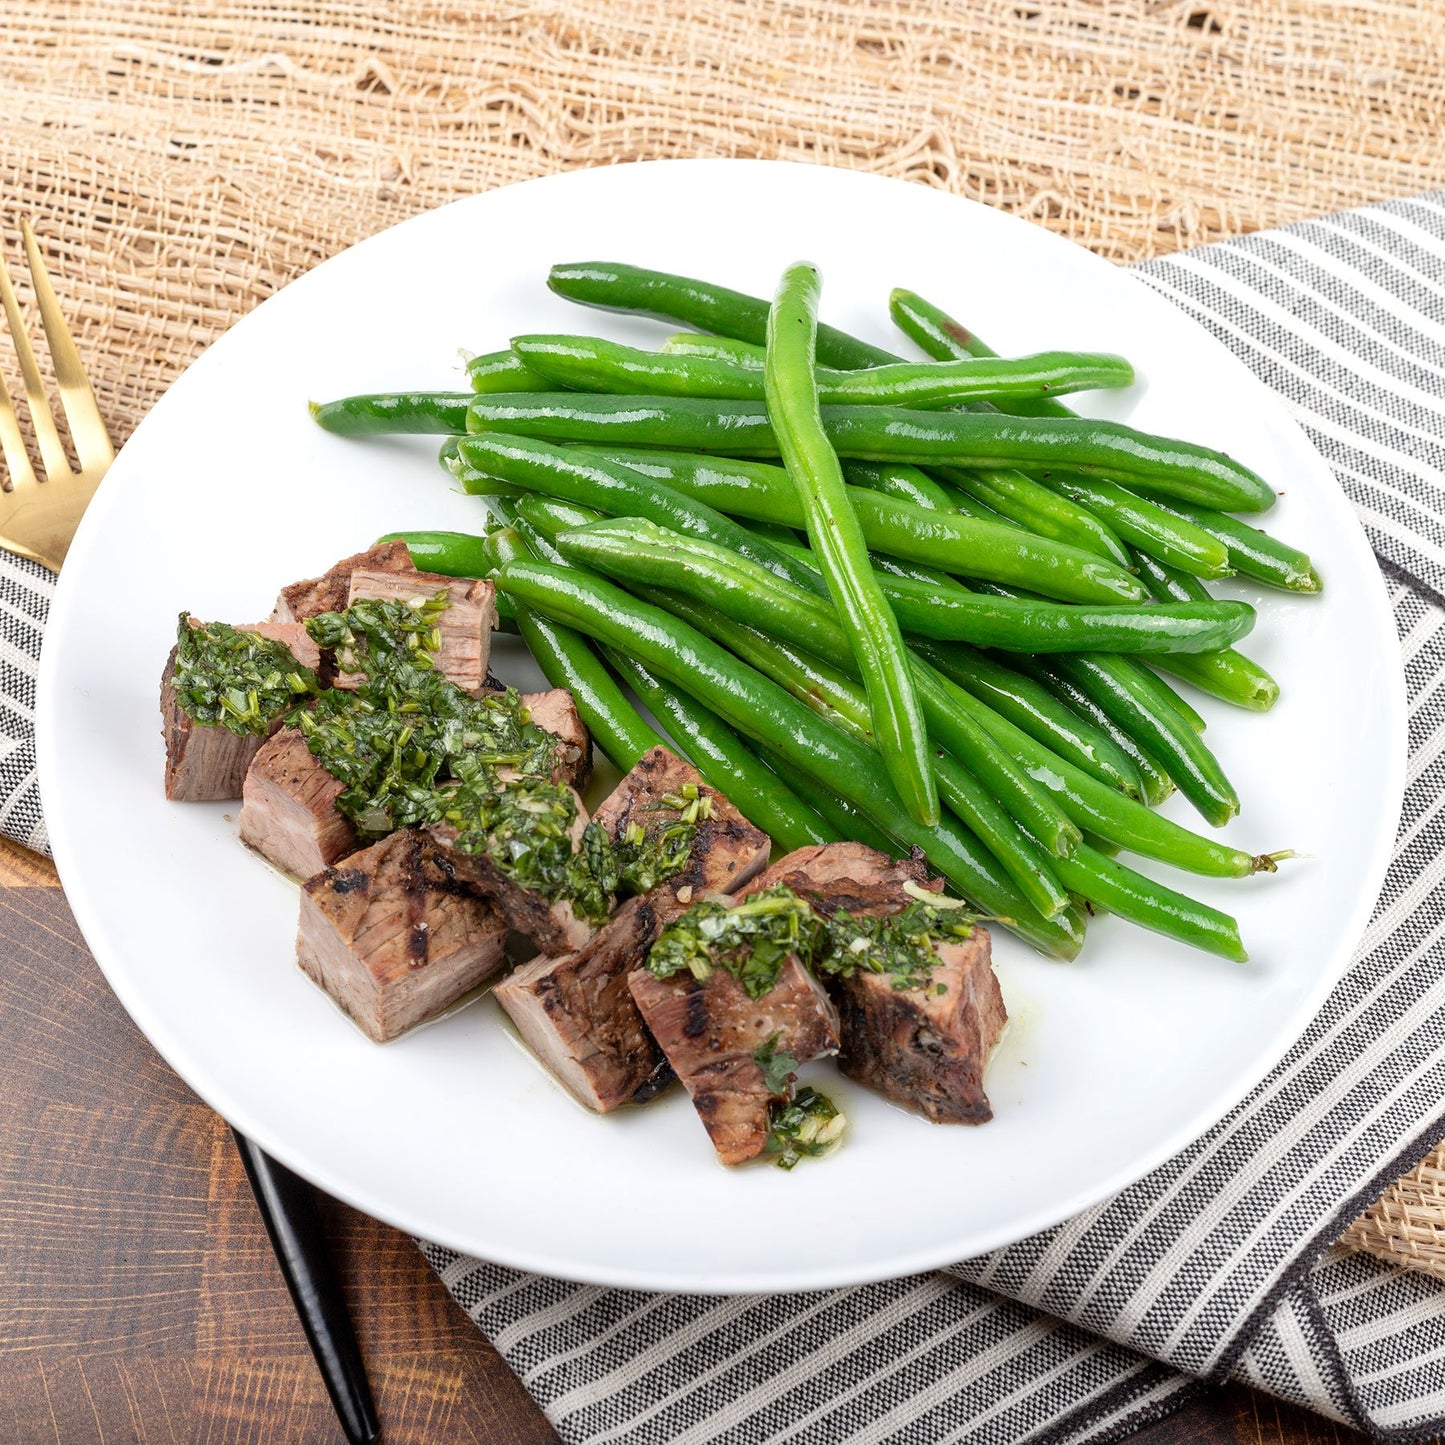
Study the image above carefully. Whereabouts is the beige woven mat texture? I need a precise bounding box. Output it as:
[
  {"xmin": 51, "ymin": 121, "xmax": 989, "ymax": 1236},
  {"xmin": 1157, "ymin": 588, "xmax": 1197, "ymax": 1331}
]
[{"xmin": 4, "ymin": 0, "xmax": 1445, "ymax": 1277}]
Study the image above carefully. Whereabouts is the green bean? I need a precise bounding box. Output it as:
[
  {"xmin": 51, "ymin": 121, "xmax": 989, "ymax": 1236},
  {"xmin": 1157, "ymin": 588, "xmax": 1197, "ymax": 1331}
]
[
  {"xmin": 1136, "ymin": 661, "xmax": 1208, "ymax": 734},
  {"xmin": 601, "ymin": 647, "xmax": 837, "ymax": 852},
  {"xmin": 479, "ymin": 528, "xmax": 663, "ymax": 772},
  {"xmin": 1151, "ymin": 650, "xmax": 1280, "ymax": 713},
  {"xmin": 553, "ymin": 443, "xmax": 1147, "ymax": 604},
  {"xmin": 889, "ymin": 287, "xmax": 1075, "ymax": 418},
  {"xmin": 1016, "ymin": 656, "xmax": 1176, "ymax": 807},
  {"xmin": 547, "ymin": 261, "xmax": 897, "ymax": 369},
  {"xmin": 662, "ymin": 332, "xmax": 767, "ymax": 367},
  {"xmin": 506, "ymin": 501, "xmax": 580, "ymax": 565},
  {"xmin": 457, "ymin": 432, "xmax": 816, "ymax": 590},
  {"xmin": 1051, "ymin": 845, "xmax": 1247, "ymax": 962},
  {"xmin": 915, "ymin": 642, "xmax": 1147, "ymax": 800},
  {"xmin": 375, "ymin": 530, "xmax": 495, "ymax": 579},
  {"xmin": 927, "ymin": 664, "xmax": 1284, "ymax": 878},
  {"xmin": 1131, "ymin": 548, "xmax": 1212, "ymax": 606},
  {"xmin": 866, "ymin": 549, "xmax": 970, "ymax": 594},
  {"xmin": 496, "ymin": 558, "xmax": 1083, "ymax": 957},
  {"xmin": 555, "ymin": 517, "xmax": 1079, "ymax": 858},
  {"xmin": 765, "ymin": 262, "xmax": 937, "ymax": 826},
  {"xmin": 1030, "ymin": 469, "xmax": 1233, "ymax": 578},
  {"xmin": 311, "ymin": 392, "xmax": 471, "ymax": 435},
  {"xmin": 884, "ymin": 577, "xmax": 1253, "ymax": 655},
  {"xmin": 1139, "ymin": 497, "xmax": 1323, "ymax": 593},
  {"xmin": 844, "ymin": 460, "xmax": 955, "ymax": 512},
  {"xmin": 930, "ymin": 462, "xmax": 1134, "ymax": 568},
  {"xmin": 512, "ymin": 332, "xmax": 1136, "ymax": 408},
  {"xmin": 572, "ymin": 513, "xmax": 1252, "ymax": 657},
  {"xmin": 465, "ymin": 393, "xmax": 1278, "ymax": 513},
  {"xmin": 649, "ymin": 593, "xmax": 1071, "ymax": 920},
  {"xmin": 1043, "ymin": 654, "xmax": 1239, "ymax": 825},
  {"xmin": 1131, "ymin": 550, "xmax": 1280, "ymax": 711},
  {"xmin": 758, "ymin": 747, "xmax": 898, "ymax": 855},
  {"xmin": 466, "ymin": 348, "xmax": 554, "ymax": 394},
  {"xmin": 934, "ymin": 481, "xmax": 1020, "ymax": 528}
]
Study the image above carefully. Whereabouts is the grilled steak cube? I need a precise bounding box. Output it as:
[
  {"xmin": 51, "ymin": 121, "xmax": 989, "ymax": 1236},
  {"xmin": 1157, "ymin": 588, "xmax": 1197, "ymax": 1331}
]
[
  {"xmin": 834, "ymin": 928, "xmax": 1004, "ymax": 1124},
  {"xmin": 494, "ymin": 895, "xmax": 672, "ymax": 1111},
  {"xmin": 741, "ymin": 841, "xmax": 939, "ymax": 917},
  {"xmin": 340, "ymin": 569, "xmax": 497, "ymax": 697},
  {"xmin": 521, "ymin": 688, "xmax": 591, "ymax": 791},
  {"xmin": 592, "ymin": 746, "xmax": 771, "ymax": 907},
  {"xmin": 239, "ymin": 726, "xmax": 357, "ymax": 879},
  {"xmin": 491, "ymin": 749, "xmax": 770, "ymax": 1112},
  {"xmin": 429, "ymin": 783, "xmax": 597, "ymax": 956},
  {"xmin": 270, "ymin": 540, "xmax": 416, "ymax": 624},
  {"xmin": 743, "ymin": 842, "xmax": 1005, "ymax": 1125},
  {"xmin": 629, "ymin": 960, "xmax": 840, "ymax": 1165},
  {"xmin": 160, "ymin": 622, "xmax": 321, "ymax": 803},
  {"xmin": 297, "ymin": 829, "xmax": 508, "ymax": 1042}
]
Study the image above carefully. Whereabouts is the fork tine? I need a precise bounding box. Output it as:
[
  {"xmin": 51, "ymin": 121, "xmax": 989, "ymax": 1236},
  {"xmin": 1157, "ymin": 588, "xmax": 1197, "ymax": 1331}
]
[
  {"xmin": 22, "ymin": 220, "xmax": 114, "ymax": 471},
  {"xmin": 0, "ymin": 366, "xmax": 37, "ymax": 489},
  {"xmin": 0, "ymin": 230, "xmax": 71, "ymax": 482}
]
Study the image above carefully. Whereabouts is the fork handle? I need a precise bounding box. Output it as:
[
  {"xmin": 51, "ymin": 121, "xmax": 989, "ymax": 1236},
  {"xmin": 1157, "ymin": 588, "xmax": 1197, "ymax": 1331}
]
[{"xmin": 232, "ymin": 1129, "xmax": 380, "ymax": 1444}]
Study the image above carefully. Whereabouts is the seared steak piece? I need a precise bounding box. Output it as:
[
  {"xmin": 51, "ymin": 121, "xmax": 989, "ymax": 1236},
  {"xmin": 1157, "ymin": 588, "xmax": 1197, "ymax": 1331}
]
[
  {"xmin": 592, "ymin": 746, "xmax": 771, "ymax": 905},
  {"xmin": 629, "ymin": 960, "xmax": 840, "ymax": 1165},
  {"xmin": 429, "ymin": 783, "xmax": 596, "ymax": 956},
  {"xmin": 162, "ymin": 645, "xmax": 259, "ymax": 802},
  {"xmin": 160, "ymin": 622, "xmax": 321, "ymax": 803},
  {"xmin": 492, "ymin": 748, "xmax": 770, "ymax": 1112},
  {"xmin": 239, "ymin": 727, "xmax": 357, "ymax": 879},
  {"xmin": 495, "ymin": 895, "xmax": 672, "ymax": 1111},
  {"xmin": 270, "ymin": 540, "xmax": 416, "ymax": 624},
  {"xmin": 834, "ymin": 928, "xmax": 1004, "ymax": 1124},
  {"xmin": 521, "ymin": 689, "xmax": 591, "ymax": 791},
  {"xmin": 297, "ymin": 828, "xmax": 508, "ymax": 1042},
  {"xmin": 742, "ymin": 842, "xmax": 1006, "ymax": 1125},
  {"xmin": 741, "ymin": 841, "xmax": 939, "ymax": 917},
  {"xmin": 341, "ymin": 569, "xmax": 497, "ymax": 697}
]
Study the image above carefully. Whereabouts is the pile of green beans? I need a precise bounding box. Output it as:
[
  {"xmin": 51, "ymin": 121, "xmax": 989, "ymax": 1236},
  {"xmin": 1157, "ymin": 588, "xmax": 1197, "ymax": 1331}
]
[{"xmin": 316, "ymin": 257, "xmax": 1328, "ymax": 967}]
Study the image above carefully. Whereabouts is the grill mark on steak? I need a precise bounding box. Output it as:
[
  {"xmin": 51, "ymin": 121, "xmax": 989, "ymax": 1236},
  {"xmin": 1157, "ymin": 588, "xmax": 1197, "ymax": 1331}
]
[
  {"xmin": 296, "ymin": 827, "xmax": 508, "ymax": 1042},
  {"xmin": 629, "ymin": 960, "xmax": 840, "ymax": 1165}
]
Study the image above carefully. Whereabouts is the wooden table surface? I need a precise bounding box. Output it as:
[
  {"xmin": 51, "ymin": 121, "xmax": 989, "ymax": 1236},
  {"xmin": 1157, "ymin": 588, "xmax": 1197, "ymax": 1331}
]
[{"xmin": 0, "ymin": 835, "xmax": 1406, "ymax": 1445}]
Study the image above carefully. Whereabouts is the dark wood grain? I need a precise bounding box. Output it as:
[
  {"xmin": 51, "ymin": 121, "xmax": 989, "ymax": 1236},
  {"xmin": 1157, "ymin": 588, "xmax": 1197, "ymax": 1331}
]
[
  {"xmin": 0, "ymin": 837, "xmax": 1408, "ymax": 1444},
  {"xmin": 0, "ymin": 875, "xmax": 558, "ymax": 1445}
]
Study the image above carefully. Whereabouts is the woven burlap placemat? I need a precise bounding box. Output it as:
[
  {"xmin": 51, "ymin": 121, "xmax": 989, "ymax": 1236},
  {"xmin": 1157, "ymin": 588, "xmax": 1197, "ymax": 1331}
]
[{"xmin": 4, "ymin": 0, "xmax": 1444, "ymax": 1281}]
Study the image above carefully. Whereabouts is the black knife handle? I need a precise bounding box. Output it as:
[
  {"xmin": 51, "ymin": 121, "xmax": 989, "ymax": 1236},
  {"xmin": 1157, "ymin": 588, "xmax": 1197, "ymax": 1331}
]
[{"xmin": 231, "ymin": 1129, "xmax": 380, "ymax": 1444}]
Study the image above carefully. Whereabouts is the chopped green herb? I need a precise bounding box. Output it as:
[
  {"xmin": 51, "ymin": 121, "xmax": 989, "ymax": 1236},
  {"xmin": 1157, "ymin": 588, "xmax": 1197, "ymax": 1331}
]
[
  {"xmin": 647, "ymin": 886, "xmax": 824, "ymax": 1000},
  {"xmin": 765, "ymin": 1086, "xmax": 845, "ymax": 1170},
  {"xmin": 614, "ymin": 787, "xmax": 711, "ymax": 895},
  {"xmin": 821, "ymin": 898, "xmax": 975, "ymax": 993},
  {"xmin": 444, "ymin": 780, "xmax": 617, "ymax": 923},
  {"xmin": 752, "ymin": 1033, "xmax": 799, "ymax": 1096},
  {"xmin": 171, "ymin": 614, "xmax": 320, "ymax": 735}
]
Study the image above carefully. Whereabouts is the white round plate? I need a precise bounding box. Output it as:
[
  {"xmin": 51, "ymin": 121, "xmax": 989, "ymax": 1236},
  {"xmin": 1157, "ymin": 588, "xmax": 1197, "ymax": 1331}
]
[{"xmin": 37, "ymin": 161, "xmax": 1404, "ymax": 1293}]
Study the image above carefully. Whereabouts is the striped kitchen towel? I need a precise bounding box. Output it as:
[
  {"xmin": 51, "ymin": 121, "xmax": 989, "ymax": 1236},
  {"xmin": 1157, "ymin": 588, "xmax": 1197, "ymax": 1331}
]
[
  {"xmin": 6, "ymin": 191, "xmax": 1444, "ymax": 1442},
  {"xmin": 417, "ymin": 193, "xmax": 1445, "ymax": 1444}
]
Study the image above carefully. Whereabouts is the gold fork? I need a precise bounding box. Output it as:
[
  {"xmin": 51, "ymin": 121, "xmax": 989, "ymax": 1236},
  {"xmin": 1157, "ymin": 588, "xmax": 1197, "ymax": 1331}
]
[{"xmin": 0, "ymin": 220, "xmax": 114, "ymax": 571}]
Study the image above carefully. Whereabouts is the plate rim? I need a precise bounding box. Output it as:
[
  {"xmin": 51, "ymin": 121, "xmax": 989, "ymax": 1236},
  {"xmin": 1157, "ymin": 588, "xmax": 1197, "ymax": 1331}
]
[{"xmin": 36, "ymin": 158, "xmax": 1408, "ymax": 1292}]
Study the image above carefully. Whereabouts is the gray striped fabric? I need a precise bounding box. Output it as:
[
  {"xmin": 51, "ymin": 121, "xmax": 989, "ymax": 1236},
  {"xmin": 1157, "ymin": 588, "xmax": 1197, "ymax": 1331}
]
[
  {"xmin": 7, "ymin": 191, "xmax": 1444, "ymax": 1441},
  {"xmin": 0, "ymin": 549, "xmax": 52, "ymax": 855},
  {"xmin": 417, "ymin": 194, "xmax": 1445, "ymax": 1444}
]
